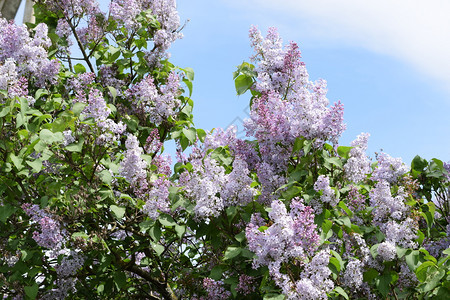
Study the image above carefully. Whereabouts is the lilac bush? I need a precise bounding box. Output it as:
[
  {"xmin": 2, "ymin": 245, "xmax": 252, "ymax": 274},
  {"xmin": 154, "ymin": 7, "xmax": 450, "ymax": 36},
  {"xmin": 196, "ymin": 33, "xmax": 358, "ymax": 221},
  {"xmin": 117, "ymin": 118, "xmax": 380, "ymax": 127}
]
[{"xmin": 1, "ymin": 1, "xmax": 449, "ymax": 299}]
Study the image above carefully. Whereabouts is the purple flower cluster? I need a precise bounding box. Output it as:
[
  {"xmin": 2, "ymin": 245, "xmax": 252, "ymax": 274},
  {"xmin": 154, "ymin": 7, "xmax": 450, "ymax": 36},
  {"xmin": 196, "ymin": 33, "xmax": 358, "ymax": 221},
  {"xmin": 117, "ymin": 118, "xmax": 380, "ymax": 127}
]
[
  {"xmin": 274, "ymin": 250, "xmax": 333, "ymax": 300},
  {"xmin": 81, "ymin": 88, "xmax": 126, "ymax": 145},
  {"xmin": 126, "ymin": 72, "xmax": 181, "ymax": 125},
  {"xmin": 54, "ymin": 251, "xmax": 85, "ymax": 278},
  {"xmin": 236, "ymin": 274, "xmax": 256, "ymax": 295},
  {"xmin": 119, "ymin": 135, "xmax": 148, "ymax": 192},
  {"xmin": 314, "ymin": 175, "xmax": 338, "ymax": 207},
  {"xmin": 344, "ymin": 133, "xmax": 371, "ymax": 183},
  {"xmin": 110, "ymin": 0, "xmax": 182, "ymax": 63},
  {"xmin": 370, "ymin": 179, "xmax": 418, "ymax": 260},
  {"xmin": 342, "ymin": 259, "xmax": 364, "ymax": 291},
  {"xmin": 245, "ymin": 27, "xmax": 346, "ymax": 147},
  {"xmin": 221, "ymin": 158, "xmax": 256, "ymax": 206},
  {"xmin": 0, "ymin": 19, "xmax": 60, "ymax": 87},
  {"xmin": 143, "ymin": 174, "xmax": 171, "ymax": 219},
  {"xmin": 372, "ymin": 152, "xmax": 409, "ymax": 183},
  {"xmin": 22, "ymin": 204, "xmax": 64, "ymax": 250},
  {"xmin": 246, "ymin": 199, "xmax": 319, "ymax": 277},
  {"xmin": 180, "ymin": 156, "xmax": 227, "ymax": 218},
  {"xmin": 370, "ymin": 181, "xmax": 408, "ymax": 223},
  {"xmin": 202, "ymin": 278, "xmax": 231, "ymax": 300}
]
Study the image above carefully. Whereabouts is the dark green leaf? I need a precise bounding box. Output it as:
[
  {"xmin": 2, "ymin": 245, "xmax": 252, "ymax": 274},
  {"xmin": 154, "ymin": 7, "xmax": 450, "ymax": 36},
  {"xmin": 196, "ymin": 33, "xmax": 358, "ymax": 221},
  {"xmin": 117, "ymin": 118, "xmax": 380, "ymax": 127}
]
[
  {"xmin": 110, "ymin": 205, "xmax": 126, "ymax": 219},
  {"xmin": 0, "ymin": 204, "xmax": 16, "ymax": 223}
]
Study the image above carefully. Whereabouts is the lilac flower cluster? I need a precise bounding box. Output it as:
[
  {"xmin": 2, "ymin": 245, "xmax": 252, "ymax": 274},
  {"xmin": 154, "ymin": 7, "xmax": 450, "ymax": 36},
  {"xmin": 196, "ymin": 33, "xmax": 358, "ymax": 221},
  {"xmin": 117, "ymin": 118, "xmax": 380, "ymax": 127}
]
[
  {"xmin": 126, "ymin": 72, "xmax": 181, "ymax": 125},
  {"xmin": 372, "ymin": 152, "xmax": 409, "ymax": 183},
  {"xmin": 314, "ymin": 175, "xmax": 338, "ymax": 207},
  {"xmin": 370, "ymin": 179, "xmax": 418, "ymax": 260},
  {"xmin": 143, "ymin": 173, "xmax": 171, "ymax": 219},
  {"xmin": 180, "ymin": 156, "xmax": 227, "ymax": 218},
  {"xmin": 236, "ymin": 274, "xmax": 256, "ymax": 295},
  {"xmin": 54, "ymin": 251, "xmax": 85, "ymax": 278},
  {"xmin": 81, "ymin": 88, "xmax": 126, "ymax": 145},
  {"xmin": 245, "ymin": 27, "xmax": 346, "ymax": 146},
  {"xmin": 201, "ymin": 278, "xmax": 231, "ymax": 300},
  {"xmin": 273, "ymin": 250, "xmax": 333, "ymax": 300},
  {"xmin": 109, "ymin": 0, "xmax": 182, "ymax": 63},
  {"xmin": 221, "ymin": 158, "xmax": 256, "ymax": 206},
  {"xmin": 344, "ymin": 133, "xmax": 371, "ymax": 183},
  {"xmin": 342, "ymin": 259, "xmax": 364, "ymax": 291},
  {"xmin": 180, "ymin": 149, "xmax": 257, "ymax": 219},
  {"xmin": 22, "ymin": 204, "xmax": 64, "ymax": 250},
  {"xmin": 246, "ymin": 199, "xmax": 325, "ymax": 298},
  {"xmin": 43, "ymin": 0, "xmax": 100, "ymax": 18},
  {"xmin": 370, "ymin": 181, "xmax": 408, "ymax": 223},
  {"xmin": 0, "ymin": 19, "xmax": 60, "ymax": 87},
  {"xmin": 119, "ymin": 135, "xmax": 148, "ymax": 193}
]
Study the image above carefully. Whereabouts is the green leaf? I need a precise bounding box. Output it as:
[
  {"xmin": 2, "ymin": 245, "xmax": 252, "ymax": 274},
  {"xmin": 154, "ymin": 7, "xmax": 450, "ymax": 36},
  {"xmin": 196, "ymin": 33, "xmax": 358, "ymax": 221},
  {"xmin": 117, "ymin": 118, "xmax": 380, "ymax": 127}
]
[
  {"xmin": 139, "ymin": 220, "xmax": 153, "ymax": 233},
  {"xmin": 363, "ymin": 268, "xmax": 379, "ymax": 282},
  {"xmin": 376, "ymin": 274, "xmax": 392, "ymax": 297},
  {"xmin": 411, "ymin": 155, "xmax": 428, "ymax": 172},
  {"xmin": 0, "ymin": 106, "xmax": 10, "ymax": 117},
  {"xmin": 39, "ymin": 129, "xmax": 55, "ymax": 144},
  {"xmin": 338, "ymin": 201, "xmax": 353, "ymax": 218},
  {"xmin": 159, "ymin": 214, "xmax": 177, "ymax": 227},
  {"xmin": 197, "ymin": 128, "xmax": 206, "ymax": 142},
  {"xmin": 110, "ymin": 205, "xmax": 126, "ymax": 219},
  {"xmin": 337, "ymin": 146, "xmax": 353, "ymax": 159},
  {"xmin": 224, "ymin": 246, "xmax": 242, "ymax": 260},
  {"xmin": 152, "ymin": 243, "xmax": 164, "ymax": 256},
  {"xmin": 10, "ymin": 153, "xmax": 23, "ymax": 170},
  {"xmin": 24, "ymin": 283, "xmax": 38, "ymax": 299},
  {"xmin": 26, "ymin": 159, "xmax": 43, "ymax": 173},
  {"xmin": 175, "ymin": 224, "xmax": 186, "ymax": 238},
  {"xmin": 34, "ymin": 89, "xmax": 48, "ymax": 101},
  {"xmin": 209, "ymin": 265, "xmax": 223, "ymax": 280},
  {"xmin": 107, "ymin": 86, "xmax": 117, "ymax": 102},
  {"xmin": 114, "ymin": 271, "xmax": 127, "ymax": 290},
  {"xmin": 0, "ymin": 204, "xmax": 16, "ymax": 223},
  {"xmin": 182, "ymin": 127, "xmax": 197, "ymax": 143},
  {"xmin": 183, "ymin": 67, "xmax": 195, "ymax": 81},
  {"xmin": 235, "ymin": 74, "xmax": 253, "ymax": 95},
  {"xmin": 149, "ymin": 224, "xmax": 161, "ymax": 241},
  {"xmin": 334, "ymin": 287, "xmax": 349, "ymax": 300},
  {"xmin": 235, "ymin": 231, "xmax": 246, "ymax": 243},
  {"xmin": 416, "ymin": 261, "xmax": 436, "ymax": 282},
  {"xmin": 330, "ymin": 250, "xmax": 344, "ymax": 271},
  {"xmin": 422, "ymin": 268, "xmax": 445, "ymax": 293},
  {"xmin": 263, "ymin": 294, "xmax": 285, "ymax": 300},
  {"xmin": 99, "ymin": 169, "xmax": 112, "ymax": 185},
  {"xmin": 72, "ymin": 102, "xmax": 86, "ymax": 116},
  {"xmin": 65, "ymin": 137, "xmax": 84, "ymax": 152},
  {"xmin": 406, "ymin": 250, "xmax": 420, "ymax": 271},
  {"xmin": 74, "ymin": 63, "xmax": 86, "ymax": 73}
]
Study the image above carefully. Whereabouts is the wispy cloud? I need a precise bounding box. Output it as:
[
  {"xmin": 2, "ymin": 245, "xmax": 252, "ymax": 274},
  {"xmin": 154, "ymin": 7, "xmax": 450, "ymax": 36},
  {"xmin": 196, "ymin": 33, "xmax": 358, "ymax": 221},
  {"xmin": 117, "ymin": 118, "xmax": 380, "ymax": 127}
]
[{"xmin": 229, "ymin": 0, "xmax": 450, "ymax": 92}]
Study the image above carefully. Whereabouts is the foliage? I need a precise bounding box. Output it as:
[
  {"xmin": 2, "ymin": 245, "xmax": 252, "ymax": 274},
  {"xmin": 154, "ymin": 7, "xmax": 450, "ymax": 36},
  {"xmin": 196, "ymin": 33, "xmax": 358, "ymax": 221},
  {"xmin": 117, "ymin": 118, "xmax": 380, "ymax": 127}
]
[{"xmin": 1, "ymin": 1, "xmax": 449, "ymax": 299}]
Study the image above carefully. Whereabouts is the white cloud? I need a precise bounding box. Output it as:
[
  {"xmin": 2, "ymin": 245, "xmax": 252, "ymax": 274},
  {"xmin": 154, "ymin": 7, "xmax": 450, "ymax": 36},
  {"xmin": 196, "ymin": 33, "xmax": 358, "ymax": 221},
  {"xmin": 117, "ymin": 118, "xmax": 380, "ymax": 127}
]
[{"xmin": 230, "ymin": 0, "xmax": 450, "ymax": 92}]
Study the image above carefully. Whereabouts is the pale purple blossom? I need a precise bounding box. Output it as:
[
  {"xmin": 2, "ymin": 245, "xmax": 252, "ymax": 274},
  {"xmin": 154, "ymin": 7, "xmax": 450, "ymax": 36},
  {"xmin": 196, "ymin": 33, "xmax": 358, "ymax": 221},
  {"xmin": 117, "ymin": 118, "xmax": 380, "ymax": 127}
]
[
  {"xmin": 370, "ymin": 181, "xmax": 408, "ymax": 223},
  {"xmin": 314, "ymin": 175, "xmax": 337, "ymax": 206},
  {"xmin": 126, "ymin": 72, "xmax": 181, "ymax": 125},
  {"xmin": 0, "ymin": 19, "xmax": 60, "ymax": 87},
  {"xmin": 372, "ymin": 152, "xmax": 409, "ymax": 183},
  {"xmin": 119, "ymin": 135, "xmax": 148, "ymax": 193},
  {"xmin": 22, "ymin": 204, "xmax": 64, "ymax": 250},
  {"xmin": 344, "ymin": 133, "xmax": 371, "ymax": 183},
  {"xmin": 202, "ymin": 278, "xmax": 231, "ymax": 300},
  {"xmin": 377, "ymin": 241, "xmax": 396, "ymax": 261}
]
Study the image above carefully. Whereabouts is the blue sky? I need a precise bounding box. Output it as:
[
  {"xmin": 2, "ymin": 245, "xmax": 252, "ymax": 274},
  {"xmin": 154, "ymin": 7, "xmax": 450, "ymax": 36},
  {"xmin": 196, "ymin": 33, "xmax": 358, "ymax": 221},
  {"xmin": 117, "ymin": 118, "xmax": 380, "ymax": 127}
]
[
  {"xmin": 168, "ymin": 0, "xmax": 450, "ymax": 164},
  {"xmin": 14, "ymin": 0, "xmax": 450, "ymax": 164}
]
